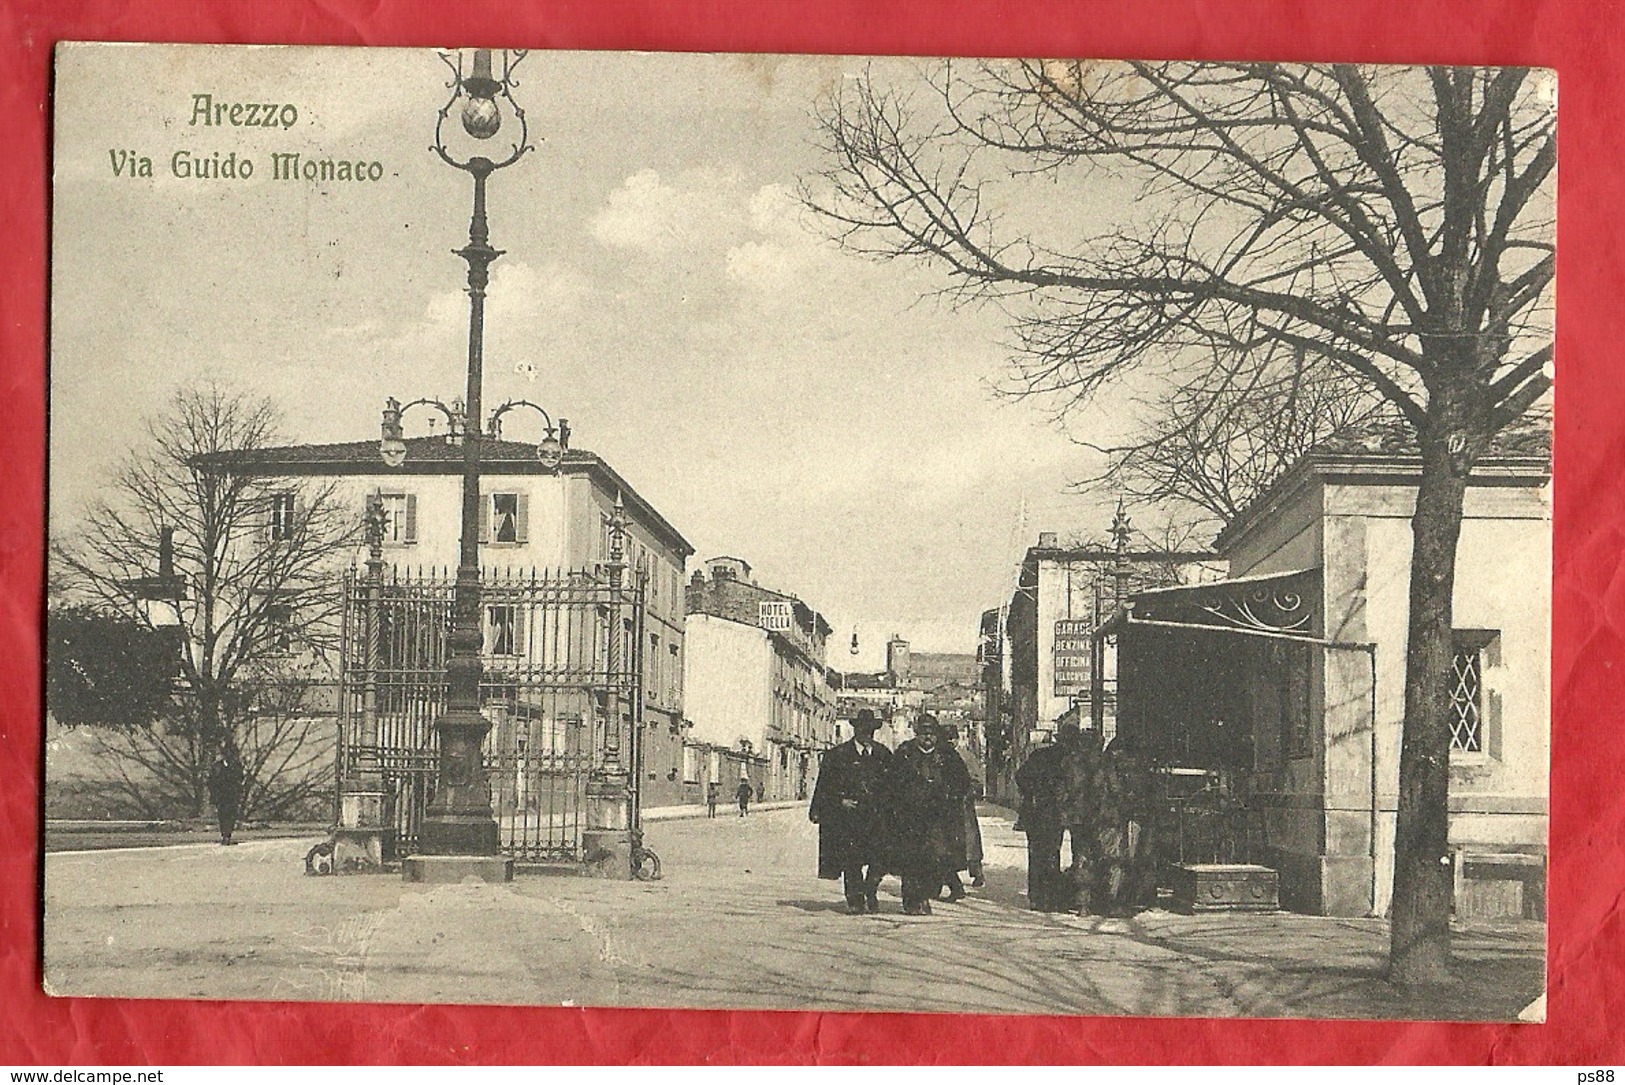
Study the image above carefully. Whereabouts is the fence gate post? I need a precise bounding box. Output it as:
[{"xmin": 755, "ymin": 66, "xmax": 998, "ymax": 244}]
[
  {"xmin": 583, "ymin": 496, "xmax": 635, "ymax": 878},
  {"xmin": 334, "ymin": 495, "xmax": 393, "ymax": 872}
]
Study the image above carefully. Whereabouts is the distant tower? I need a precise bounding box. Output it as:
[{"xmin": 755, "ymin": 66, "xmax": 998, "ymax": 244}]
[{"xmin": 886, "ymin": 633, "xmax": 911, "ymax": 687}]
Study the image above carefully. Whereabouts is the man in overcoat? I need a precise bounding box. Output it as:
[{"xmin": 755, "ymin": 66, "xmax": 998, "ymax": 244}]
[
  {"xmin": 207, "ymin": 741, "xmax": 246, "ymax": 846},
  {"xmin": 809, "ymin": 709, "xmax": 893, "ymax": 913},
  {"xmin": 888, "ymin": 714, "xmax": 974, "ymax": 915},
  {"xmin": 1016, "ymin": 719, "xmax": 1100, "ymax": 912}
]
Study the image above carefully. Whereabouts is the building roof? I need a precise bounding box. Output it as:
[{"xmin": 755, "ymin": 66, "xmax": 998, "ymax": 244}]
[
  {"xmin": 1024, "ymin": 545, "xmax": 1219, "ymax": 564},
  {"xmin": 193, "ymin": 436, "xmax": 694, "ymax": 557},
  {"xmin": 1215, "ymin": 445, "xmax": 1551, "ymax": 556},
  {"xmin": 687, "ymin": 571, "xmax": 834, "ymax": 641}
]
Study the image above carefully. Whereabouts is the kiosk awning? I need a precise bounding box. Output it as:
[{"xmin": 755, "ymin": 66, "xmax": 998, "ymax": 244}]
[{"xmin": 1099, "ymin": 567, "xmax": 1322, "ymax": 643}]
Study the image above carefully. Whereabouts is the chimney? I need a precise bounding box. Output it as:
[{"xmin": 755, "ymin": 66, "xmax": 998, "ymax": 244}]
[
  {"xmin": 158, "ymin": 527, "xmax": 175, "ymax": 579},
  {"xmin": 1037, "ymin": 531, "xmax": 1058, "ymax": 549}
]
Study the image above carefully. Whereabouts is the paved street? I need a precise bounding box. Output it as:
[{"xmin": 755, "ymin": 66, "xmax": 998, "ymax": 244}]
[{"xmin": 43, "ymin": 805, "xmax": 1543, "ymax": 1019}]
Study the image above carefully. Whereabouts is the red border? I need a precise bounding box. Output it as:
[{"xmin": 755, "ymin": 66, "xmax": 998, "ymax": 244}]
[{"xmin": 3, "ymin": 0, "xmax": 1620, "ymax": 1065}]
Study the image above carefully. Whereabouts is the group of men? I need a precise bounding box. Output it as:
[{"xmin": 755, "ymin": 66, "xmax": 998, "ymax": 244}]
[
  {"xmin": 1015, "ymin": 718, "xmax": 1155, "ymax": 917},
  {"xmin": 809, "ymin": 709, "xmax": 983, "ymax": 916}
]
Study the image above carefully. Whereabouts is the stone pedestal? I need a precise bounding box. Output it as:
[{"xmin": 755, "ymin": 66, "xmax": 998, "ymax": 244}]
[
  {"xmin": 582, "ymin": 769, "xmax": 634, "ymax": 880},
  {"xmin": 332, "ymin": 789, "xmax": 391, "ymax": 874},
  {"xmin": 401, "ymin": 854, "xmax": 515, "ymax": 884},
  {"xmin": 580, "ymin": 828, "xmax": 634, "ymax": 879},
  {"xmin": 1169, "ymin": 862, "xmax": 1279, "ymax": 913}
]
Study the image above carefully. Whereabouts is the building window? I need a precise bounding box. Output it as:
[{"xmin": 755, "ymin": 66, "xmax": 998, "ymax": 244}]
[
  {"xmin": 482, "ymin": 492, "xmax": 527, "ymax": 545},
  {"xmin": 379, "ymin": 493, "xmax": 416, "ymax": 546},
  {"xmin": 668, "ymin": 643, "xmax": 680, "ymax": 704},
  {"xmin": 486, "ymin": 604, "xmax": 522, "ymax": 656},
  {"xmin": 265, "ymin": 601, "xmax": 295, "ymax": 653},
  {"xmin": 269, "ymin": 491, "xmax": 296, "ymax": 542},
  {"xmin": 1277, "ymin": 642, "xmax": 1312, "ymax": 760},
  {"xmin": 682, "ymin": 745, "xmax": 700, "ymax": 784},
  {"xmin": 1448, "ymin": 631, "xmax": 1498, "ymax": 754},
  {"xmin": 648, "ymin": 633, "xmax": 661, "ymax": 704}
]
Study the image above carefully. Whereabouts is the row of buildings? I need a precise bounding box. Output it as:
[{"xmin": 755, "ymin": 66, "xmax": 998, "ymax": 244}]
[
  {"xmin": 203, "ymin": 419, "xmax": 974, "ymax": 833},
  {"xmin": 175, "ymin": 405, "xmax": 1549, "ymax": 917}
]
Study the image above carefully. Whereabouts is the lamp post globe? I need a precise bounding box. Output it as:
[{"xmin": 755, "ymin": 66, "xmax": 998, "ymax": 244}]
[
  {"xmin": 380, "ymin": 438, "xmax": 407, "ymax": 468},
  {"xmin": 536, "ymin": 433, "xmax": 563, "ymax": 468},
  {"xmin": 462, "ymin": 96, "xmax": 501, "ymax": 140}
]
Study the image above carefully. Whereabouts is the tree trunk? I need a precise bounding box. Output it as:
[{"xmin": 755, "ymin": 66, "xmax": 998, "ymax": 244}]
[{"xmin": 1388, "ymin": 429, "xmax": 1472, "ymax": 985}]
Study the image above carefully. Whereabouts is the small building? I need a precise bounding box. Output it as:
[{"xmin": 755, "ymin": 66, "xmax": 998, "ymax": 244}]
[
  {"xmin": 1102, "ymin": 446, "xmax": 1550, "ymax": 918},
  {"xmin": 682, "ymin": 557, "xmax": 838, "ymax": 802}
]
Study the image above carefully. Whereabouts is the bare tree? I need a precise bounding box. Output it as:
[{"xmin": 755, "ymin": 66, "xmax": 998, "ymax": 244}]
[
  {"xmin": 808, "ymin": 61, "xmax": 1553, "ymax": 984},
  {"xmin": 83, "ymin": 662, "xmax": 336, "ymax": 821},
  {"xmin": 52, "ymin": 384, "xmax": 356, "ymax": 818},
  {"xmin": 1090, "ymin": 346, "xmax": 1396, "ymax": 531}
]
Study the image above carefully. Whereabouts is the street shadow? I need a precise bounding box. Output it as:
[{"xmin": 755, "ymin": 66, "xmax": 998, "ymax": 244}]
[
  {"xmin": 968, "ymin": 863, "xmax": 1036, "ymax": 912},
  {"xmin": 777, "ymin": 898, "xmax": 854, "ymax": 914}
]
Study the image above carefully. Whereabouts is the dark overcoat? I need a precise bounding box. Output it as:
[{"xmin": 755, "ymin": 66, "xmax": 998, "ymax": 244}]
[
  {"xmin": 1015, "ymin": 742, "xmax": 1064, "ymax": 833},
  {"xmin": 887, "ymin": 739, "xmax": 973, "ymax": 875},
  {"xmin": 207, "ymin": 753, "xmax": 245, "ymax": 813},
  {"xmin": 809, "ymin": 739, "xmax": 893, "ymax": 879},
  {"xmin": 1017, "ymin": 734, "xmax": 1098, "ymax": 833}
]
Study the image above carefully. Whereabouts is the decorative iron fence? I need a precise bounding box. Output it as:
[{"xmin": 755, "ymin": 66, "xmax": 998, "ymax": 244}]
[{"xmin": 338, "ymin": 565, "xmax": 644, "ymax": 862}]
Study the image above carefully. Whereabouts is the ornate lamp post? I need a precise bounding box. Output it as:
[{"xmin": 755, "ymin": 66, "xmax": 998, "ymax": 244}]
[{"xmin": 394, "ymin": 47, "xmax": 533, "ymax": 884}]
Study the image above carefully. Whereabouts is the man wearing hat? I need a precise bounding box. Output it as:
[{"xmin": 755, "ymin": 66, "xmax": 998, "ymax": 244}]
[
  {"xmin": 809, "ymin": 709, "xmax": 894, "ymax": 914},
  {"xmin": 888, "ymin": 713, "xmax": 974, "ymax": 915},
  {"xmin": 1016, "ymin": 718, "xmax": 1102, "ymax": 913}
]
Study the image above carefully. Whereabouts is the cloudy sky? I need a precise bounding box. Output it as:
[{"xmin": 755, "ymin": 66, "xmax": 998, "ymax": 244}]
[{"xmin": 50, "ymin": 44, "xmax": 1123, "ymax": 666}]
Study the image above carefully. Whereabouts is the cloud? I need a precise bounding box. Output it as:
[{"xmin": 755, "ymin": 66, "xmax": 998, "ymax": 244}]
[
  {"xmin": 330, "ymin": 258, "xmax": 591, "ymax": 357},
  {"xmin": 589, "ymin": 172, "xmax": 845, "ymax": 297},
  {"xmin": 725, "ymin": 183, "xmax": 842, "ymax": 291},
  {"xmin": 589, "ymin": 168, "xmax": 735, "ymax": 255}
]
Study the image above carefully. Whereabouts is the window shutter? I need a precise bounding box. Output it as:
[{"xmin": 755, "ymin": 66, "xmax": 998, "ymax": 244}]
[
  {"xmin": 403, "ymin": 494, "xmax": 417, "ymax": 544},
  {"xmin": 478, "ymin": 494, "xmax": 491, "ymax": 543},
  {"xmin": 515, "ymin": 606, "xmax": 528, "ymax": 658},
  {"xmin": 256, "ymin": 494, "xmax": 271, "ymax": 544},
  {"xmin": 515, "ymin": 492, "xmax": 529, "ymax": 543}
]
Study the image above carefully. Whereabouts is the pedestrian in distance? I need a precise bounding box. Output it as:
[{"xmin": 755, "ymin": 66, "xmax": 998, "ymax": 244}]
[
  {"xmin": 888, "ymin": 714, "xmax": 973, "ymax": 915},
  {"xmin": 706, "ymin": 780, "xmax": 720, "ymax": 818},
  {"xmin": 207, "ymin": 741, "xmax": 246, "ymax": 846},
  {"xmin": 809, "ymin": 708, "xmax": 894, "ymax": 914},
  {"xmin": 755, "ymin": 780, "xmax": 765, "ymax": 805},
  {"xmin": 1015, "ymin": 718, "xmax": 1100, "ymax": 913},
  {"xmin": 735, "ymin": 776, "xmax": 753, "ymax": 816}
]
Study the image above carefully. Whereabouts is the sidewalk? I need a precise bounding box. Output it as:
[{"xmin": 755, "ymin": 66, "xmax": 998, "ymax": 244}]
[
  {"xmin": 642, "ymin": 799, "xmax": 804, "ymax": 822},
  {"xmin": 40, "ymin": 805, "xmax": 1545, "ymax": 1019}
]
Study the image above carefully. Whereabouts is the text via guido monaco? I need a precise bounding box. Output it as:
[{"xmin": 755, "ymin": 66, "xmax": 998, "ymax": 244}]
[{"xmin": 106, "ymin": 95, "xmax": 386, "ymax": 183}]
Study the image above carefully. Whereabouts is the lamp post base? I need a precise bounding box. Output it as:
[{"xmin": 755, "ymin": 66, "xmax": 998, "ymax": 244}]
[
  {"xmin": 417, "ymin": 812, "xmax": 501, "ymax": 856},
  {"xmin": 401, "ymin": 854, "xmax": 515, "ymax": 884}
]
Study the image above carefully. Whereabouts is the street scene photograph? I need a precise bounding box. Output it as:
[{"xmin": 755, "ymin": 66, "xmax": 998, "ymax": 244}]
[{"xmin": 43, "ymin": 43, "xmax": 1552, "ymax": 1021}]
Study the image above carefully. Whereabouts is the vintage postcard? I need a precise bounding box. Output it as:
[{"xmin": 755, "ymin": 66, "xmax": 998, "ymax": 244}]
[{"xmin": 44, "ymin": 43, "xmax": 1552, "ymax": 1019}]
